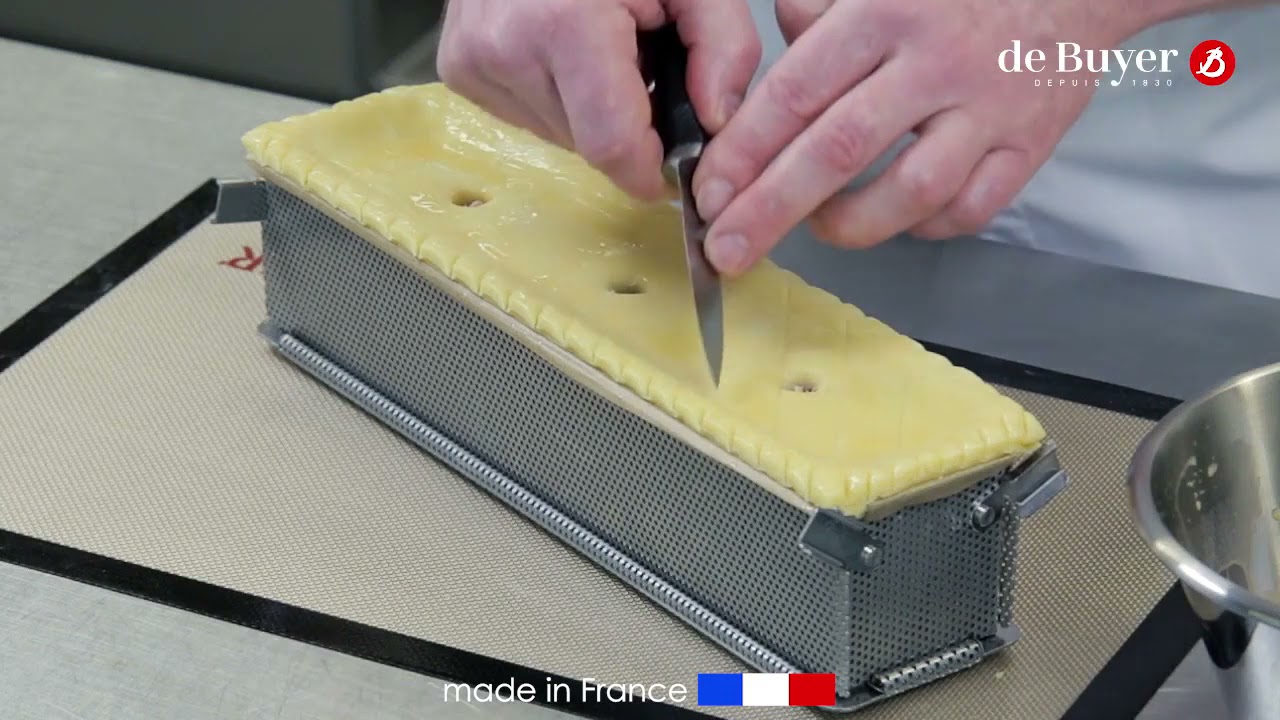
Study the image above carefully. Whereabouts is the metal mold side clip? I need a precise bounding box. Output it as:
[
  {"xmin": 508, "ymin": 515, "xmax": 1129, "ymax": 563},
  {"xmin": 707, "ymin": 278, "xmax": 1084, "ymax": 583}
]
[
  {"xmin": 973, "ymin": 441, "xmax": 1068, "ymax": 529},
  {"xmin": 799, "ymin": 510, "xmax": 882, "ymax": 573}
]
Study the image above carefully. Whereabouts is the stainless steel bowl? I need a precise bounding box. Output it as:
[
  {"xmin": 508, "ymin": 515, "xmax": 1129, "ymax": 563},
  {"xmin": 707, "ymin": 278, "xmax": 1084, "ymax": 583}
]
[{"xmin": 1129, "ymin": 362, "xmax": 1280, "ymax": 717}]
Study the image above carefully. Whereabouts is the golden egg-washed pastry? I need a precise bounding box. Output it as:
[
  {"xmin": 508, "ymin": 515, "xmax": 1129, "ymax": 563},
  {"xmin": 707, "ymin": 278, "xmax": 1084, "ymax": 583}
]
[{"xmin": 241, "ymin": 83, "xmax": 1045, "ymax": 517}]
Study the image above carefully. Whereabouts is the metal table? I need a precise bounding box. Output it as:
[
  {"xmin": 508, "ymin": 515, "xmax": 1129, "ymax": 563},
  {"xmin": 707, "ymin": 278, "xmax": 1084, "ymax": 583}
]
[{"xmin": 1, "ymin": 36, "xmax": 1264, "ymax": 719}]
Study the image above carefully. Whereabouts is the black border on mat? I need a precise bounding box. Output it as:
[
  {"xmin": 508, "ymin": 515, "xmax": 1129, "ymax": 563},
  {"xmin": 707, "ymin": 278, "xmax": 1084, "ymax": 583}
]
[
  {"xmin": 0, "ymin": 180, "xmax": 1199, "ymax": 719},
  {"xmin": 0, "ymin": 181, "xmax": 219, "ymax": 374},
  {"xmin": 0, "ymin": 529, "xmax": 707, "ymax": 720}
]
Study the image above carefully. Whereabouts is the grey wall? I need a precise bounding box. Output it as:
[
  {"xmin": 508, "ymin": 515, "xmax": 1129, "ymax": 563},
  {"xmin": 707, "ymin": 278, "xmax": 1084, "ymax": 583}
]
[{"xmin": 0, "ymin": 0, "xmax": 445, "ymax": 100}]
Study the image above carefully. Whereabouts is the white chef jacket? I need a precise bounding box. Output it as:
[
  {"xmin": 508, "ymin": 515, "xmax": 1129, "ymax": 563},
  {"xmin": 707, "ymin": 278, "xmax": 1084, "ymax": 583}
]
[
  {"xmin": 747, "ymin": 2, "xmax": 1280, "ymax": 298},
  {"xmin": 983, "ymin": 6, "xmax": 1280, "ymax": 298}
]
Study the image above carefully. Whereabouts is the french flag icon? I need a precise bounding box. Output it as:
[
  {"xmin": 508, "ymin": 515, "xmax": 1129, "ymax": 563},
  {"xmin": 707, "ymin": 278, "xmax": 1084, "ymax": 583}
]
[{"xmin": 697, "ymin": 673, "xmax": 836, "ymax": 707}]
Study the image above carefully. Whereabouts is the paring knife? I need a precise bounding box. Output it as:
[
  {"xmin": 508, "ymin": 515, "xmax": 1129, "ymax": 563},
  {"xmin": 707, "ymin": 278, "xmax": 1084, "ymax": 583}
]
[{"xmin": 639, "ymin": 23, "xmax": 724, "ymax": 387}]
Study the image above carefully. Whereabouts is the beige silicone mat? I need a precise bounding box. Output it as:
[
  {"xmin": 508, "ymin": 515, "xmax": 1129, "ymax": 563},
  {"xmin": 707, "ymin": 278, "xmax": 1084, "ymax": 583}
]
[{"xmin": 0, "ymin": 221, "xmax": 1173, "ymax": 719}]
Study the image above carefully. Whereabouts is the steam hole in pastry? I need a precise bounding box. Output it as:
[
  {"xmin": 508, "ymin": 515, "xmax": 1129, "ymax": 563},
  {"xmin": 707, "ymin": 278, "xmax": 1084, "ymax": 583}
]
[
  {"xmin": 452, "ymin": 190, "xmax": 489, "ymax": 207},
  {"xmin": 608, "ymin": 278, "xmax": 646, "ymax": 295},
  {"xmin": 785, "ymin": 379, "xmax": 818, "ymax": 393}
]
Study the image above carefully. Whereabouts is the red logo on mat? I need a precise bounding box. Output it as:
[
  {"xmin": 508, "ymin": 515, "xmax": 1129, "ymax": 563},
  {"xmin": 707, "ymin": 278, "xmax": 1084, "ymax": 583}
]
[
  {"xmin": 1189, "ymin": 40, "xmax": 1234, "ymax": 85},
  {"xmin": 219, "ymin": 246, "xmax": 264, "ymax": 273}
]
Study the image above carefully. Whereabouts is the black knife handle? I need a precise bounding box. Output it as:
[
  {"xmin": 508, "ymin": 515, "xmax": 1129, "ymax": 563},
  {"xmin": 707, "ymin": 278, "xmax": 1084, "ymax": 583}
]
[{"xmin": 638, "ymin": 23, "xmax": 708, "ymax": 159}]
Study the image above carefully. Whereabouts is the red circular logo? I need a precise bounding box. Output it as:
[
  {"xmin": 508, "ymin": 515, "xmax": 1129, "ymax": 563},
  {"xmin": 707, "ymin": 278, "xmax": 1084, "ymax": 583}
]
[{"xmin": 1189, "ymin": 40, "xmax": 1235, "ymax": 85}]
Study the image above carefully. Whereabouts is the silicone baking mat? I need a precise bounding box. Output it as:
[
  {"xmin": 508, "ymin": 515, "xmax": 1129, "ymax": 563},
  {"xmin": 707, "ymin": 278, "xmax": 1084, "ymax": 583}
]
[{"xmin": 0, "ymin": 220, "xmax": 1173, "ymax": 719}]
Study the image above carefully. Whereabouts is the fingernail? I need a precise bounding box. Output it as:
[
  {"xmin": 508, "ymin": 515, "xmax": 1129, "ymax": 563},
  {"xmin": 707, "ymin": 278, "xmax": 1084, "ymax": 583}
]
[
  {"xmin": 707, "ymin": 233, "xmax": 749, "ymax": 274},
  {"xmin": 719, "ymin": 93, "xmax": 743, "ymax": 126},
  {"xmin": 695, "ymin": 178, "xmax": 734, "ymax": 220}
]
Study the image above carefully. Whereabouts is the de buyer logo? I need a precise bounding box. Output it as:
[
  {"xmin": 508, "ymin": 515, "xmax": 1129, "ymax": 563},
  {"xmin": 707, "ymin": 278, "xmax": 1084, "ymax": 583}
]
[
  {"xmin": 1190, "ymin": 39, "xmax": 1235, "ymax": 85},
  {"xmin": 999, "ymin": 39, "xmax": 1236, "ymax": 87}
]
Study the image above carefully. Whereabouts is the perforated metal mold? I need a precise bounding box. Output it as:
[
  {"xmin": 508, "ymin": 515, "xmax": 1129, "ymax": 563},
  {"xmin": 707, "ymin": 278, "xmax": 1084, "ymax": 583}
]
[{"xmin": 219, "ymin": 178, "xmax": 1063, "ymax": 711}]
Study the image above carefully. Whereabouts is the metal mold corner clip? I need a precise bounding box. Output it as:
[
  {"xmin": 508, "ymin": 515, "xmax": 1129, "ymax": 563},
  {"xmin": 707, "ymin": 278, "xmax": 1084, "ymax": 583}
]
[{"xmin": 212, "ymin": 178, "xmax": 268, "ymax": 224}]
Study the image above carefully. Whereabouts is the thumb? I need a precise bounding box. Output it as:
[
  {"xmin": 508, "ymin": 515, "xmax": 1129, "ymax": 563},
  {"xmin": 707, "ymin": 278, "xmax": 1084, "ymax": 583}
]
[
  {"xmin": 776, "ymin": 0, "xmax": 834, "ymax": 45},
  {"xmin": 664, "ymin": 0, "xmax": 762, "ymax": 132}
]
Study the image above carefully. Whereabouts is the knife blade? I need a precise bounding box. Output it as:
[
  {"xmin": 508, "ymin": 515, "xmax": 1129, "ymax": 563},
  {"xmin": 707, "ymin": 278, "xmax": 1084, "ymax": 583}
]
[{"xmin": 639, "ymin": 23, "xmax": 724, "ymax": 387}]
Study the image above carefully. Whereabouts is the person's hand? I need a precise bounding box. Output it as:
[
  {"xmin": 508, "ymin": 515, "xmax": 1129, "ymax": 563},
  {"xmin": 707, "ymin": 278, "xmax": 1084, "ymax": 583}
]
[
  {"xmin": 436, "ymin": 0, "xmax": 761, "ymax": 202},
  {"xmin": 691, "ymin": 0, "xmax": 1140, "ymax": 275}
]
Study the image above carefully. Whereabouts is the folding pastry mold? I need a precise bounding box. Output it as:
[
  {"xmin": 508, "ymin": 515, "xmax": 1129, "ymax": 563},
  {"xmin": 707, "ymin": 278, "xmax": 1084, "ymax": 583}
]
[{"xmin": 212, "ymin": 170, "xmax": 1066, "ymax": 711}]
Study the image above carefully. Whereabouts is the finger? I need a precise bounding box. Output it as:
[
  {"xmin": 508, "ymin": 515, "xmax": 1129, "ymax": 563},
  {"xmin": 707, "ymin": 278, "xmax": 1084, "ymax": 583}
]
[
  {"xmin": 446, "ymin": 72, "xmax": 562, "ymax": 147},
  {"xmin": 776, "ymin": 0, "xmax": 834, "ymax": 45},
  {"xmin": 809, "ymin": 111, "xmax": 987, "ymax": 249},
  {"xmin": 492, "ymin": 63, "xmax": 576, "ymax": 149},
  {"xmin": 908, "ymin": 197, "xmax": 969, "ymax": 240},
  {"xmin": 621, "ymin": 0, "xmax": 668, "ymax": 28},
  {"xmin": 910, "ymin": 147, "xmax": 1037, "ymax": 239},
  {"xmin": 532, "ymin": 75, "xmax": 576, "ymax": 149},
  {"xmin": 548, "ymin": 18, "xmax": 666, "ymax": 201},
  {"xmin": 702, "ymin": 62, "xmax": 940, "ymax": 275},
  {"xmin": 499, "ymin": 104, "xmax": 565, "ymax": 148},
  {"xmin": 665, "ymin": 0, "xmax": 762, "ymax": 131},
  {"xmin": 691, "ymin": 2, "xmax": 886, "ymax": 222},
  {"xmin": 436, "ymin": 6, "xmax": 563, "ymax": 146}
]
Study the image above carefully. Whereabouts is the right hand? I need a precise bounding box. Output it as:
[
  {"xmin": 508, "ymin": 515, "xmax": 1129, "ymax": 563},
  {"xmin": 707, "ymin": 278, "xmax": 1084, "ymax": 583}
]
[{"xmin": 436, "ymin": 0, "xmax": 762, "ymax": 202}]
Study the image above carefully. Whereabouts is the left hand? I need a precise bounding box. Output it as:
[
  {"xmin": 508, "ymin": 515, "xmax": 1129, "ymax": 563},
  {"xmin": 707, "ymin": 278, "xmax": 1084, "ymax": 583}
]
[{"xmin": 691, "ymin": 0, "xmax": 1140, "ymax": 276}]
